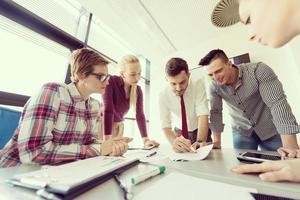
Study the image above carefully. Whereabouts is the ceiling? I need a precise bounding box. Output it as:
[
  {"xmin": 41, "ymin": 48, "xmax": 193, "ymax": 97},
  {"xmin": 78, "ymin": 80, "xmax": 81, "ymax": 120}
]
[{"xmin": 78, "ymin": 0, "xmax": 236, "ymax": 61}]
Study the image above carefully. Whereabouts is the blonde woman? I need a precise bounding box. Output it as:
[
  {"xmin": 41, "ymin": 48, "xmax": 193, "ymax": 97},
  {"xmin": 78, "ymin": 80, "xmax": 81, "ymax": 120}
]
[
  {"xmin": 102, "ymin": 55, "xmax": 159, "ymax": 147},
  {"xmin": 0, "ymin": 48, "xmax": 131, "ymax": 168}
]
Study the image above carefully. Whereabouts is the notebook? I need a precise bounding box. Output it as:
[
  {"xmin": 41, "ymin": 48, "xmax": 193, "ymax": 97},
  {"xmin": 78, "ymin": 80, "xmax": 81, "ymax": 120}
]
[{"xmin": 7, "ymin": 156, "xmax": 139, "ymax": 199}]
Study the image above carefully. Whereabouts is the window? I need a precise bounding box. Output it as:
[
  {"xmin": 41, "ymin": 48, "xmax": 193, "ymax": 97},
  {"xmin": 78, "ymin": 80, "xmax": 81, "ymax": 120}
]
[
  {"xmin": 0, "ymin": 15, "xmax": 69, "ymax": 97},
  {"xmin": 12, "ymin": 0, "xmax": 89, "ymax": 41},
  {"xmin": 1, "ymin": 0, "xmax": 151, "ymax": 145},
  {"xmin": 88, "ymin": 16, "xmax": 135, "ymax": 62}
]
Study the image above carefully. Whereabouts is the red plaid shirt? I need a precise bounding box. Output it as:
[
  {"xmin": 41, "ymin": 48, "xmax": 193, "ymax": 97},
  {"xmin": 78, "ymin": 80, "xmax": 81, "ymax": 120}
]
[{"xmin": 0, "ymin": 83, "xmax": 102, "ymax": 167}]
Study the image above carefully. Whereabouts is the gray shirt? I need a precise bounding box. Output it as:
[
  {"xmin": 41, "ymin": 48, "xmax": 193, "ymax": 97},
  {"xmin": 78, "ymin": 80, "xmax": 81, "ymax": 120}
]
[{"xmin": 208, "ymin": 62, "xmax": 300, "ymax": 140}]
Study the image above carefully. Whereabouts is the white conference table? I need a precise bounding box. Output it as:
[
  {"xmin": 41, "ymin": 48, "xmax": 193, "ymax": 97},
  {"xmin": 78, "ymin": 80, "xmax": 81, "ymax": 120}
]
[{"xmin": 0, "ymin": 148, "xmax": 299, "ymax": 200}]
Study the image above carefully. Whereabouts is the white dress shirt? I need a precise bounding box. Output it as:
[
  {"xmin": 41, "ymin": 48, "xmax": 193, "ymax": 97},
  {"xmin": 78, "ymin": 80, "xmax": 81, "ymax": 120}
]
[{"xmin": 159, "ymin": 78, "xmax": 209, "ymax": 131}]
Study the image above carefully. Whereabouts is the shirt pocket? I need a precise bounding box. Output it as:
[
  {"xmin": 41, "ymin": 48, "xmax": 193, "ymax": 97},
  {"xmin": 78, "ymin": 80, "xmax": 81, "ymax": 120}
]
[
  {"xmin": 53, "ymin": 111, "xmax": 77, "ymax": 133},
  {"xmin": 75, "ymin": 118, "xmax": 87, "ymax": 133}
]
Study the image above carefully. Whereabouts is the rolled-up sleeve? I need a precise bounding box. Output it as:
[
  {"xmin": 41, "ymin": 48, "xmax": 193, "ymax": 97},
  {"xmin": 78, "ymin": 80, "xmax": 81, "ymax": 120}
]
[
  {"xmin": 208, "ymin": 80, "xmax": 225, "ymax": 132},
  {"xmin": 256, "ymin": 63, "xmax": 300, "ymax": 134}
]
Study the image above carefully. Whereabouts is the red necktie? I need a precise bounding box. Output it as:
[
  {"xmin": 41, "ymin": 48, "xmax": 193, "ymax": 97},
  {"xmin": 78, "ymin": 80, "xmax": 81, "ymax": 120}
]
[{"xmin": 180, "ymin": 95, "xmax": 189, "ymax": 139}]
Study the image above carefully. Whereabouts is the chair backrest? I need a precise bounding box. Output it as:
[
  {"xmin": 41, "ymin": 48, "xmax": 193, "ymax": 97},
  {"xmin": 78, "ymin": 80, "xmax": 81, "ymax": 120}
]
[{"xmin": 0, "ymin": 106, "xmax": 21, "ymax": 149}]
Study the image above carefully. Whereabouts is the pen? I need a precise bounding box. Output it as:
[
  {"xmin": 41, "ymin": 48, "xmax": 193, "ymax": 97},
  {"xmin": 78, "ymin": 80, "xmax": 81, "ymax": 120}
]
[
  {"xmin": 114, "ymin": 174, "xmax": 133, "ymax": 200},
  {"xmin": 190, "ymin": 146, "xmax": 197, "ymax": 153},
  {"xmin": 128, "ymin": 147, "xmax": 149, "ymax": 150},
  {"xmin": 146, "ymin": 151, "xmax": 157, "ymax": 157},
  {"xmin": 179, "ymin": 135, "xmax": 196, "ymax": 153},
  {"xmin": 131, "ymin": 165, "xmax": 166, "ymax": 185}
]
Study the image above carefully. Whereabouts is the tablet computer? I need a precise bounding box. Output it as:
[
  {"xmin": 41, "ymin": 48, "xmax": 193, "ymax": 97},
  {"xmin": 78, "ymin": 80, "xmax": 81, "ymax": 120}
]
[{"xmin": 237, "ymin": 151, "xmax": 281, "ymax": 163}]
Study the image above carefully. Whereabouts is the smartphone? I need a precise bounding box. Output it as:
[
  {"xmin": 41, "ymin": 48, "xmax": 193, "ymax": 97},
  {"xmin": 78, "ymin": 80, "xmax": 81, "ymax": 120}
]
[{"xmin": 237, "ymin": 151, "xmax": 281, "ymax": 163}]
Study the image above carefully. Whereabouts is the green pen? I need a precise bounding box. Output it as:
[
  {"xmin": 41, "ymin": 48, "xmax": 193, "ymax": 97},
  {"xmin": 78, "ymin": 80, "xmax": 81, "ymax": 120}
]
[{"xmin": 131, "ymin": 165, "xmax": 166, "ymax": 185}]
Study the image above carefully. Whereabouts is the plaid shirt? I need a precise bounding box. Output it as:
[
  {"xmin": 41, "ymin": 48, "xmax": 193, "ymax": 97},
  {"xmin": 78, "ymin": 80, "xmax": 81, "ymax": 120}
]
[{"xmin": 0, "ymin": 83, "xmax": 102, "ymax": 168}]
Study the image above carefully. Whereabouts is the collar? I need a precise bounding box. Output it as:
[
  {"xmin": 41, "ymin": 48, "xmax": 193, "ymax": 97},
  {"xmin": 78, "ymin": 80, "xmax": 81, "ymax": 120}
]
[
  {"xmin": 236, "ymin": 64, "xmax": 243, "ymax": 80},
  {"xmin": 234, "ymin": 64, "xmax": 243, "ymax": 89},
  {"xmin": 67, "ymin": 82, "xmax": 90, "ymax": 104}
]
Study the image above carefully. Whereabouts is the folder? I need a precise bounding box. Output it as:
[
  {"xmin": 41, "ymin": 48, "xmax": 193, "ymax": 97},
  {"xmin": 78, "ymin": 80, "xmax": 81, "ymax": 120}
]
[{"xmin": 6, "ymin": 156, "xmax": 139, "ymax": 199}]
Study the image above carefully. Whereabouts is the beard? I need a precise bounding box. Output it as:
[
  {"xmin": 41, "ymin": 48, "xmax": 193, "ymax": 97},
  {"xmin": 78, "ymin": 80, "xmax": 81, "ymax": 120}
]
[{"xmin": 174, "ymin": 89, "xmax": 185, "ymax": 96}]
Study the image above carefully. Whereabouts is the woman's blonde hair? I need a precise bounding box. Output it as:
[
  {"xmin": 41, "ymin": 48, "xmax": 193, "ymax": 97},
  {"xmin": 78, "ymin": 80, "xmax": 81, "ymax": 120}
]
[
  {"xmin": 119, "ymin": 55, "xmax": 140, "ymax": 111},
  {"xmin": 70, "ymin": 48, "xmax": 109, "ymax": 82}
]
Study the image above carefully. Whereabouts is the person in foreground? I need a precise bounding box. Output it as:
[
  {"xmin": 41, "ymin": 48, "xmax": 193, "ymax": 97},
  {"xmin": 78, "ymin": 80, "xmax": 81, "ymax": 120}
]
[
  {"xmin": 102, "ymin": 55, "xmax": 159, "ymax": 148},
  {"xmin": 199, "ymin": 49, "xmax": 299, "ymax": 152},
  {"xmin": 0, "ymin": 48, "xmax": 131, "ymax": 168},
  {"xmin": 211, "ymin": 0, "xmax": 300, "ymax": 182}
]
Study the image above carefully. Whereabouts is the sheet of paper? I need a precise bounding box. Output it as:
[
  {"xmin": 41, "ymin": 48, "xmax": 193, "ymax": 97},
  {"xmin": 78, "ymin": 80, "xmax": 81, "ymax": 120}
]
[
  {"xmin": 134, "ymin": 172, "xmax": 256, "ymax": 200},
  {"xmin": 168, "ymin": 144, "xmax": 213, "ymax": 161},
  {"xmin": 124, "ymin": 150, "xmax": 167, "ymax": 163}
]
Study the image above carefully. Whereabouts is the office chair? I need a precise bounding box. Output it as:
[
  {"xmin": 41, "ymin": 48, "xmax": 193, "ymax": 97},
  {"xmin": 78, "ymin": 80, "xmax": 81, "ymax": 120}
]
[{"xmin": 0, "ymin": 106, "xmax": 21, "ymax": 149}]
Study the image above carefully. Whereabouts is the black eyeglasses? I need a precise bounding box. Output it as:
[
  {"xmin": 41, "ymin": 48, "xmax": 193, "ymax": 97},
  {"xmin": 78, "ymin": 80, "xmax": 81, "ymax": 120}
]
[{"xmin": 90, "ymin": 73, "xmax": 110, "ymax": 82}]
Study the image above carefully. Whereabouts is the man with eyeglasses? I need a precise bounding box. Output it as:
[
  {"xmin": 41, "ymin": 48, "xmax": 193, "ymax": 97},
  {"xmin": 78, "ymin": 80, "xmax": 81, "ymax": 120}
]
[
  {"xmin": 90, "ymin": 73, "xmax": 110, "ymax": 83},
  {"xmin": 0, "ymin": 48, "xmax": 131, "ymax": 168},
  {"xmin": 159, "ymin": 57, "xmax": 216, "ymax": 153}
]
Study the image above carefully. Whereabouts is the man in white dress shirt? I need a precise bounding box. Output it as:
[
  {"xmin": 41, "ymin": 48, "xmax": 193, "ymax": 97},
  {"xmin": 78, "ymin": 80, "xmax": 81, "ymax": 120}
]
[{"xmin": 159, "ymin": 57, "xmax": 219, "ymax": 153}]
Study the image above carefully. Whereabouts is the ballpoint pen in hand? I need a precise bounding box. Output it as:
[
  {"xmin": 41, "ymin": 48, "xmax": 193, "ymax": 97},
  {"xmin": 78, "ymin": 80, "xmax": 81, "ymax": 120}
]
[{"xmin": 146, "ymin": 151, "xmax": 157, "ymax": 157}]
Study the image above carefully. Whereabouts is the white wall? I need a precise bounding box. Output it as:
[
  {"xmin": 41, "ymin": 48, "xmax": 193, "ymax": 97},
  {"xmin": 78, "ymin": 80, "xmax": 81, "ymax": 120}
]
[
  {"xmin": 288, "ymin": 37, "xmax": 300, "ymax": 75},
  {"xmin": 149, "ymin": 25, "xmax": 300, "ymax": 147}
]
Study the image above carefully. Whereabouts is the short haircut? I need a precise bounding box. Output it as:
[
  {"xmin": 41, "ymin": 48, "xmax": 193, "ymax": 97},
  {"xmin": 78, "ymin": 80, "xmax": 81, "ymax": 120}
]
[
  {"xmin": 165, "ymin": 57, "xmax": 189, "ymax": 76},
  {"xmin": 198, "ymin": 49, "xmax": 229, "ymax": 66},
  {"xmin": 70, "ymin": 48, "xmax": 109, "ymax": 82}
]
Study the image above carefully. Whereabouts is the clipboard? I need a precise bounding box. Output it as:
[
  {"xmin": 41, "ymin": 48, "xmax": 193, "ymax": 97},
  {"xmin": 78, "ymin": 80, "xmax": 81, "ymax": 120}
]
[{"xmin": 7, "ymin": 156, "xmax": 139, "ymax": 199}]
